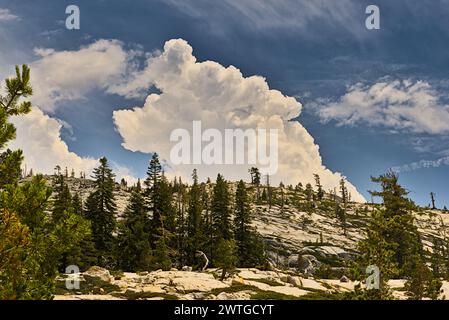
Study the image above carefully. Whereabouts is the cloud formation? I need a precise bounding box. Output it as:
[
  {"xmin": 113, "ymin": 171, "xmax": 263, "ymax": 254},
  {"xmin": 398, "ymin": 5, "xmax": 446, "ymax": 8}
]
[
  {"xmin": 1, "ymin": 39, "xmax": 139, "ymax": 182},
  {"xmin": 314, "ymin": 80, "xmax": 449, "ymax": 135},
  {"xmin": 3, "ymin": 40, "xmax": 133, "ymax": 180},
  {"xmin": 0, "ymin": 40, "xmax": 141, "ymax": 184},
  {"xmin": 9, "ymin": 107, "xmax": 98, "ymax": 175},
  {"xmin": 8, "ymin": 107, "xmax": 138, "ymax": 184},
  {"xmin": 391, "ymin": 156, "xmax": 449, "ymax": 174},
  {"xmin": 163, "ymin": 0, "xmax": 361, "ymax": 37},
  {"xmin": 113, "ymin": 39, "xmax": 365, "ymax": 201},
  {"xmin": 0, "ymin": 8, "xmax": 18, "ymax": 22},
  {"xmin": 6, "ymin": 38, "xmax": 366, "ymax": 197},
  {"xmin": 30, "ymin": 40, "xmax": 131, "ymax": 112}
]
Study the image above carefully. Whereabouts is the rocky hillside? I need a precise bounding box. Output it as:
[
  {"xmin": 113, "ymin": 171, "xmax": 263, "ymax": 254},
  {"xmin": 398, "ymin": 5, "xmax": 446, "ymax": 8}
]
[
  {"xmin": 38, "ymin": 175, "xmax": 449, "ymax": 300},
  {"xmin": 253, "ymin": 201, "xmax": 449, "ymax": 275}
]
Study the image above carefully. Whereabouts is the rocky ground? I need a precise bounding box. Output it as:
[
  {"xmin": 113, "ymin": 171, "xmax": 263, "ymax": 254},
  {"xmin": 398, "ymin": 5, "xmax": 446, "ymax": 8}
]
[{"xmin": 55, "ymin": 266, "xmax": 449, "ymax": 300}]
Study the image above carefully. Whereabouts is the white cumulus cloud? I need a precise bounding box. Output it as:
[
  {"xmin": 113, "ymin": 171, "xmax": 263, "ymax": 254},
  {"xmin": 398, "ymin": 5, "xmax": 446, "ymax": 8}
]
[
  {"xmin": 1, "ymin": 40, "xmax": 139, "ymax": 182},
  {"xmin": 8, "ymin": 107, "xmax": 98, "ymax": 175},
  {"xmin": 8, "ymin": 107, "xmax": 137, "ymax": 183},
  {"xmin": 113, "ymin": 39, "xmax": 365, "ymax": 202},
  {"xmin": 315, "ymin": 80, "xmax": 449, "ymax": 135},
  {"xmin": 30, "ymin": 40, "xmax": 131, "ymax": 112}
]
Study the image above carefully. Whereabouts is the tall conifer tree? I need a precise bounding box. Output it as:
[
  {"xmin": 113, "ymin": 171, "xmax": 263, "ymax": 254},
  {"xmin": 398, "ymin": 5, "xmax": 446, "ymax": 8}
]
[
  {"xmin": 186, "ymin": 169, "xmax": 204, "ymax": 265},
  {"xmin": 85, "ymin": 157, "xmax": 117, "ymax": 267},
  {"xmin": 234, "ymin": 180, "xmax": 265, "ymax": 267},
  {"xmin": 117, "ymin": 181, "xmax": 152, "ymax": 271}
]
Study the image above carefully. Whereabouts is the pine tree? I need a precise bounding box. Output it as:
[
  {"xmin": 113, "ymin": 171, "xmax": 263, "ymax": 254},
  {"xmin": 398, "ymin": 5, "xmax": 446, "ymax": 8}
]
[
  {"xmin": 116, "ymin": 182, "xmax": 152, "ymax": 271},
  {"xmin": 354, "ymin": 210, "xmax": 397, "ymax": 300},
  {"xmin": 0, "ymin": 65, "xmax": 32, "ymax": 117},
  {"xmin": 279, "ymin": 182, "xmax": 285, "ymax": 214},
  {"xmin": 261, "ymin": 188, "xmax": 267, "ymax": 201},
  {"xmin": 249, "ymin": 167, "xmax": 261, "ymax": 200},
  {"xmin": 0, "ymin": 66, "xmax": 89, "ymax": 298},
  {"xmin": 234, "ymin": 180, "xmax": 251, "ymax": 264},
  {"xmin": 186, "ymin": 169, "xmax": 204, "ymax": 265},
  {"xmin": 353, "ymin": 172, "xmax": 441, "ymax": 300},
  {"xmin": 305, "ymin": 183, "xmax": 313, "ymax": 202},
  {"xmin": 201, "ymin": 180, "xmax": 214, "ymax": 264},
  {"xmin": 144, "ymin": 154, "xmax": 174, "ymax": 270},
  {"xmin": 210, "ymin": 174, "xmax": 234, "ymax": 276},
  {"xmin": 304, "ymin": 183, "xmax": 314, "ymax": 212},
  {"xmin": 152, "ymin": 236, "xmax": 171, "ymax": 271},
  {"xmin": 215, "ymin": 238, "xmax": 236, "ymax": 281},
  {"xmin": 174, "ymin": 177, "xmax": 188, "ymax": 266},
  {"xmin": 51, "ymin": 173, "xmax": 93, "ymax": 271},
  {"xmin": 335, "ymin": 204, "xmax": 347, "ymax": 235},
  {"xmin": 430, "ymin": 192, "xmax": 437, "ymax": 210},
  {"xmin": 156, "ymin": 174, "xmax": 176, "ymax": 267},
  {"xmin": 85, "ymin": 157, "xmax": 117, "ymax": 267},
  {"xmin": 1, "ymin": 66, "xmax": 89, "ymax": 290},
  {"xmin": 234, "ymin": 180, "xmax": 265, "ymax": 267},
  {"xmin": 314, "ymin": 174, "xmax": 324, "ymax": 201},
  {"xmin": 404, "ymin": 253, "xmax": 442, "ymax": 300},
  {"xmin": 66, "ymin": 192, "xmax": 97, "ymax": 271},
  {"xmin": 1, "ymin": 175, "xmax": 91, "ymax": 298},
  {"xmin": 0, "ymin": 209, "xmax": 33, "ymax": 299},
  {"xmin": 338, "ymin": 178, "xmax": 348, "ymax": 227},
  {"xmin": 369, "ymin": 172, "xmax": 421, "ymax": 276},
  {"xmin": 52, "ymin": 174, "xmax": 73, "ymax": 222},
  {"xmin": 0, "ymin": 149, "xmax": 23, "ymax": 187},
  {"xmin": 0, "ymin": 66, "xmax": 32, "ymax": 188},
  {"xmin": 72, "ymin": 193, "xmax": 82, "ymax": 215},
  {"xmin": 340, "ymin": 178, "xmax": 347, "ymax": 205},
  {"xmin": 211, "ymin": 174, "xmax": 232, "ymax": 242},
  {"xmin": 144, "ymin": 153, "xmax": 163, "ymax": 238}
]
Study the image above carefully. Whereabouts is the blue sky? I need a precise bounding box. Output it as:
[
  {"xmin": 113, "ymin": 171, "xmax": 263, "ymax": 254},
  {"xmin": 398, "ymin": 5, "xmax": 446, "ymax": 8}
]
[{"xmin": 1, "ymin": 0, "xmax": 449, "ymax": 207}]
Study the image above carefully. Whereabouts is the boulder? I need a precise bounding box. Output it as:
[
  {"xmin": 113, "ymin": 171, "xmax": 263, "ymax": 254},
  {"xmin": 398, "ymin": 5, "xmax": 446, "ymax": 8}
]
[
  {"xmin": 340, "ymin": 275, "xmax": 349, "ymax": 283},
  {"xmin": 300, "ymin": 246, "xmax": 353, "ymax": 262},
  {"xmin": 182, "ymin": 266, "xmax": 193, "ymax": 272},
  {"xmin": 231, "ymin": 276, "xmax": 245, "ymax": 286},
  {"xmin": 216, "ymin": 291, "xmax": 252, "ymax": 300},
  {"xmin": 287, "ymin": 254, "xmax": 301, "ymax": 268},
  {"xmin": 192, "ymin": 292, "xmax": 207, "ymax": 300},
  {"xmin": 286, "ymin": 275, "xmax": 302, "ymax": 287},
  {"xmin": 84, "ymin": 266, "xmax": 113, "ymax": 283},
  {"xmin": 288, "ymin": 254, "xmax": 321, "ymax": 275}
]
